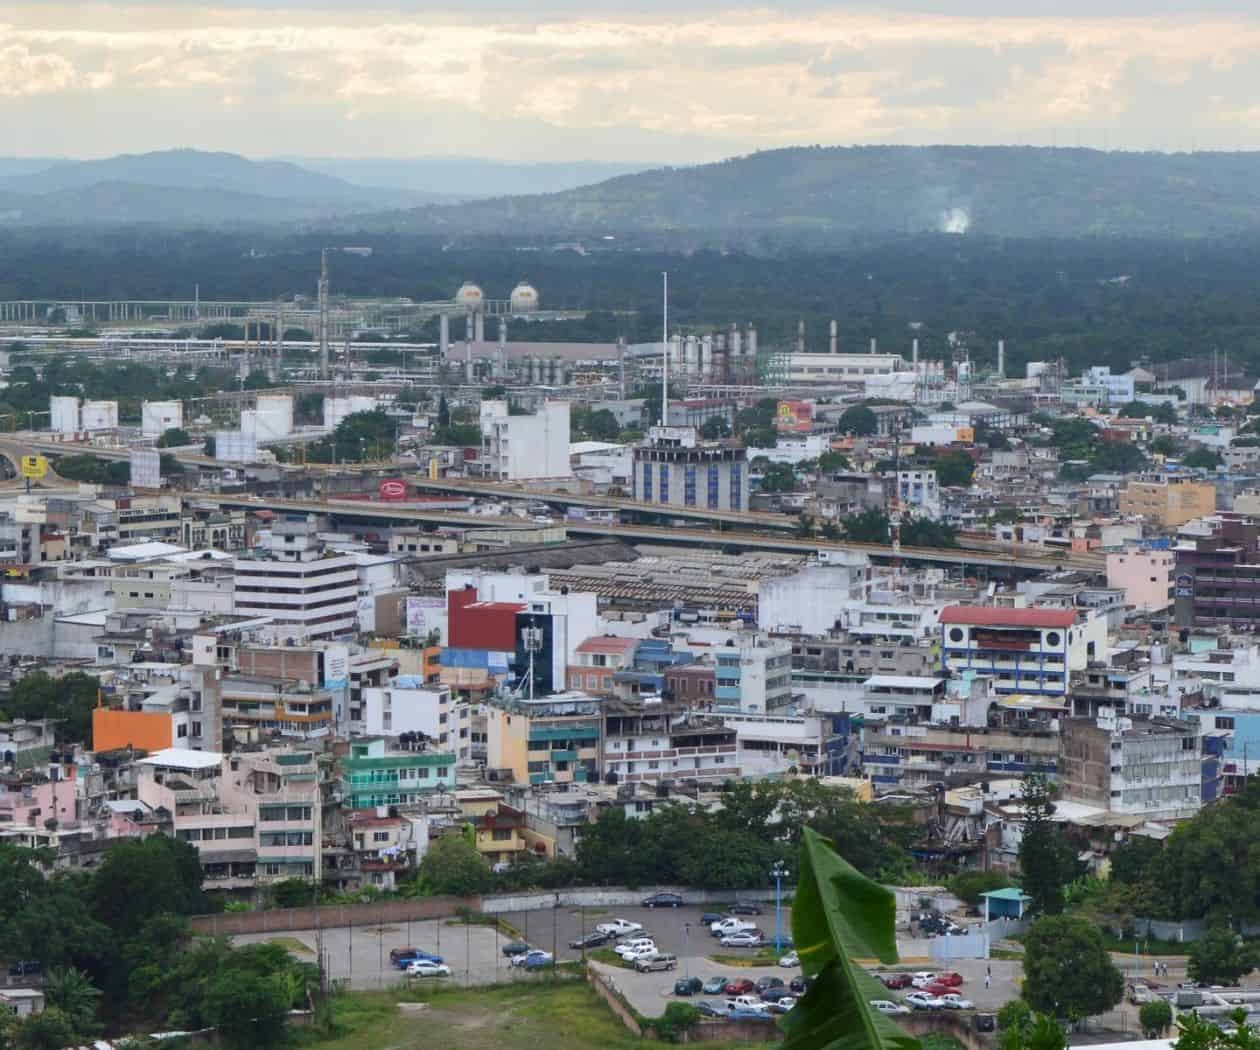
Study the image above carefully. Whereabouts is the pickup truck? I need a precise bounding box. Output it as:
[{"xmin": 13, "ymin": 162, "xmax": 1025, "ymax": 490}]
[
  {"xmin": 726, "ymin": 995, "xmax": 765, "ymax": 1012},
  {"xmin": 711, "ymin": 917, "xmax": 758, "ymax": 937}
]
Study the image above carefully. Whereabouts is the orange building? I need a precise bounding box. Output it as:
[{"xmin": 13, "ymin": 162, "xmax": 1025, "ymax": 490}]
[{"xmin": 92, "ymin": 707, "xmax": 173, "ymax": 752}]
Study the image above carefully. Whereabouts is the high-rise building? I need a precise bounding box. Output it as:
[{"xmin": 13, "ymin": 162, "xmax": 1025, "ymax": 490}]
[{"xmin": 632, "ymin": 426, "xmax": 749, "ymax": 512}]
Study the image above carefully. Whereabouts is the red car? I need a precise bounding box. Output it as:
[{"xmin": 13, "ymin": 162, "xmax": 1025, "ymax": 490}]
[
  {"xmin": 933, "ymin": 973, "xmax": 964, "ymax": 987},
  {"xmin": 922, "ymin": 982, "xmax": 955, "ymax": 998},
  {"xmin": 725, "ymin": 978, "xmax": 756, "ymax": 996},
  {"xmin": 881, "ymin": 974, "xmax": 914, "ymax": 990}
]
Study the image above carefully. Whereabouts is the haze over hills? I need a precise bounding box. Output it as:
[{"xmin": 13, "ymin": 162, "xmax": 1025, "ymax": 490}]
[{"xmin": 352, "ymin": 146, "xmax": 1260, "ymax": 241}]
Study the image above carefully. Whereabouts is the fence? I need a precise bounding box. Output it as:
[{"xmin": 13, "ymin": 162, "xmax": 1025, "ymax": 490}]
[{"xmin": 189, "ymin": 895, "xmax": 472, "ymax": 937}]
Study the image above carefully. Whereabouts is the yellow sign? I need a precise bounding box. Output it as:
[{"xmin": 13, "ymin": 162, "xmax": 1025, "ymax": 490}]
[{"xmin": 20, "ymin": 455, "xmax": 47, "ymax": 480}]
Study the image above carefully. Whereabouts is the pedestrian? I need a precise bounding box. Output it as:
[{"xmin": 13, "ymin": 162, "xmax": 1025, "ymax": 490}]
[{"xmin": 985, "ymin": 973, "xmax": 991, "ymax": 990}]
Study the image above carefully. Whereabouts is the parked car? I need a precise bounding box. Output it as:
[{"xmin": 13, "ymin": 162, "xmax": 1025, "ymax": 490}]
[
  {"xmin": 726, "ymin": 995, "xmax": 767, "ymax": 1012},
  {"xmin": 501, "ymin": 942, "xmax": 533, "ymax": 957},
  {"xmin": 390, "ymin": 947, "xmax": 420, "ymax": 965},
  {"xmin": 724, "ymin": 978, "xmax": 756, "ymax": 996},
  {"xmin": 674, "ymin": 977, "xmax": 703, "ymax": 997},
  {"xmin": 921, "ymin": 982, "xmax": 957, "ymax": 998},
  {"xmin": 905, "ymin": 992, "xmax": 945, "ymax": 1011},
  {"xmin": 766, "ymin": 997, "xmax": 797, "ymax": 1015},
  {"xmin": 511, "ymin": 950, "xmax": 553, "ymax": 968},
  {"xmin": 728, "ymin": 901, "xmax": 763, "ymax": 915},
  {"xmin": 621, "ymin": 944, "xmax": 662, "ymax": 964},
  {"xmin": 882, "ymin": 974, "xmax": 914, "ymax": 990},
  {"xmin": 939, "ymin": 994, "xmax": 974, "ymax": 1010},
  {"xmin": 569, "ymin": 931, "xmax": 612, "ymax": 950},
  {"xmin": 596, "ymin": 919, "xmax": 644, "ymax": 937},
  {"xmin": 394, "ymin": 950, "xmax": 443, "ymax": 968},
  {"xmin": 870, "ymin": 1000, "xmax": 911, "ymax": 1016},
  {"xmin": 615, "ymin": 938, "xmax": 657, "ymax": 959},
  {"xmin": 642, "ymin": 893, "xmax": 685, "ymax": 909},
  {"xmin": 789, "ymin": 976, "xmax": 812, "ymax": 995},
  {"xmin": 933, "ymin": 972, "xmax": 965, "ymax": 987},
  {"xmin": 696, "ymin": 1000, "xmax": 724, "ymax": 1018},
  {"xmin": 700, "ymin": 912, "xmax": 725, "ymax": 925},
  {"xmin": 406, "ymin": 960, "xmax": 452, "ymax": 978},
  {"xmin": 703, "ymin": 976, "xmax": 730, "ymax": 995},
  {"xmin": 762, "ymin": 987, "xmax": 796, "ymax": 1004},
  {"xmin": 635, "ymin": 953, "xmax": 679, "ymax": 973},
  {"xmin": 524, "ymin": 954, "xmax": 555, "ymax": 971},
  {"xmin": 711, "ymin": 917, "xmax": 758, "ymax": 937},
  {"xmin": 719, "ymin": 932, "xmax": 764, "ymax": 948},
  {"xmin": 730, "ymin": 1006, "xmax": 773, "ymax": 1021},
  {"xmin": 778, "ymin": 951, "xmax": 801, "ymax": 968},
  {"xmin": 756, "ymin": 976, "xmax": 785, "ymax": 993}
]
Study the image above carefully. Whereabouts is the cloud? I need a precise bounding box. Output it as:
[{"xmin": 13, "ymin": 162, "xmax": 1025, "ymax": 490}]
[{"xmin": 2, "ymin": 6, "xmax": 1260, "ymax": 160}]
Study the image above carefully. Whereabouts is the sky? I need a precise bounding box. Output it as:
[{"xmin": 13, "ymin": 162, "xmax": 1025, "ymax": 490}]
[{"xmin": 4, "ymin": 2, "xmax": 1260, "ymax": 164}]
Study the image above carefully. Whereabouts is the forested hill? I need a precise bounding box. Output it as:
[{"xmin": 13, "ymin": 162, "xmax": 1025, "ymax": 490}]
[{"xmin": 354, "ymin": 146, "xmax": 1260, "ymax": 240}]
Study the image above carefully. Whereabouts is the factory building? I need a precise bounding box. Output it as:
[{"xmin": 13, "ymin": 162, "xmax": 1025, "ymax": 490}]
[{"xmin": 632, "ymin": 426, "xmax": 749, "ymax": 512}]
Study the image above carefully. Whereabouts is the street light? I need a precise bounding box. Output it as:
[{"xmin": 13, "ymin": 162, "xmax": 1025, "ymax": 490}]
[{"xmin": 771, "ymin": 861, "xmax": 790, "ymax": 955}]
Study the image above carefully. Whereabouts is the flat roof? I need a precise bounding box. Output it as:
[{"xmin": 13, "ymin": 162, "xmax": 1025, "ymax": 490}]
[
  {"xmin": 981, "ymin": 888, "xmax": 1032, "ymax": 902},
  {"xmin": 137, "ymin": 748, "xmax": 223, "ymax": 770},
  {"xmin": 864, "ymin": 675, "xmax": 945, "ymax": 689},
  {"xmin": 106, "ymin": 541, "xmax": 188, "ymax": 561},
  {"xmin": 940, "ymin": 605, "xmax": 1076, "ymax": 628}
]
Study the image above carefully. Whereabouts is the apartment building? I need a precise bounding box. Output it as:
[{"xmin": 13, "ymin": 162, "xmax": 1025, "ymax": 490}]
[
  {"xmin": 357, "ymin": 677, "xmax": 454, "ymax": 744},
  {"xmin": 485, "ymin": 692, "xmax": 602, "ymax": 785},
  {"xmin": 479, "ymin": 400, "xmax": 571, "ymax": 480},
  {"xmin": 1120, "ymin": 475, "xmax": 1216, "ymax": 527},
  {"xmin": 567, "ymin": 636, "xmax": 638, "ymax": 694},
  {"xmin": 1173, "ymin": 515, "xmax": 1260, "ymax": 629},
  {"xmin": 602, "ymin": 698, "xmax": 738, "ymax": 784},
  {"xmin": 632, "ymin": 426, "xmax": 749, "ymax": 512},
  {"xmin": 339, "ymin": 738, "xmax": 457, "ymax": 810},
  {"xmin": 1106, "ymin": 546, "xmax": 1175, "ymax": 614},
  {"xmin": 232, "ymin": 516, "xmax": 359, "ymax": 639},
  {"xmin": 714, "ymin": 638, "xmax": 793, "ymax": 713}
]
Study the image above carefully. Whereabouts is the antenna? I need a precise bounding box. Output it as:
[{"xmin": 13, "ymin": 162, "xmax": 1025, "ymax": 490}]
[
  {"xmin": 661, "ymin": 271, "xmax": 669, "ymax": 427},
  {"xmin": 318, "ymin": 249, "xmax": 330, "ymax": 381}
]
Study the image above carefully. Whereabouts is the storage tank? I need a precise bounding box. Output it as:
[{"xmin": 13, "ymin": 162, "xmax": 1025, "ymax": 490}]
[
  {"xmin": 130, "ymin": 449, "xmax": 161, "ymax": 489},
  {"xmin": 141, "ymin": 400, "xmax": 182, "ymax": 437},
  {"xmin": 255, "ymin": 394, "xmax": 293, "ymax": 438},
  {"xmin": 50, "ymin": 396, "xmax": 80, "ymax": 435},
  {"xmin": 323, "ymin": 395, "xmax": 379, "ymax": 431},
  {"xmin": 81, "ymin": 400, "xmax": 119, "ymax": 431},
  {"xmin": 214, "ymin": 430, "xmax": 258, "ymax": 463}
]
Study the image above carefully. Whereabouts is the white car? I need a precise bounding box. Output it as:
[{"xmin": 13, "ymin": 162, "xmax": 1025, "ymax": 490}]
[
  {"xmin": 719, "ymin": 932, "xmax": 764, "ymax": 948},
  {"xmin": 596, "ymin": 919, "xmax": 644, "ymax": 937},
  {"xmin": 406, "ymin": 960, "xmax": 452, "ymax": 978},
  {"xmin": 939, "ymin": 994, "xmax": 974, "ymax": 1010},
  {"xmin": 615, "ymin": 938, "xmax": 657, "ymax": 958},
  {"xmin": 905, "ymin": 992, "xmax": 945, "ymax": 1010},
  {"xmin": 778, "ymin": 951, "xmax": 801, "ymax": 968},
  {"xmin": 870, "ymin": 1000, "xmax": 911, "ymax": 1016},
  {"xmin": 711, "ymin": 917, "xmax": 757, "ymax": 937},
  {"xmin": 620, "ymin": 944, "xmax": 661, "ymax": 963},
  {"xmin": 510, "ymin": 950, "xmax": 554, "ymax": 968},
  {"xmin": 910, "ymin": 974, "xmax": 941, "ymax": 989}
]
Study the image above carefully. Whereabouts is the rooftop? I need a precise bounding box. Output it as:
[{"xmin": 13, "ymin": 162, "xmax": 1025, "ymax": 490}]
[
  {"xmin": 940, "ymin": 606, "xmax": 1076, "ymax": 628},
  {"xmin": 137, "ymin": 748, "xmax": 224, "ymax": 771},
  {"xmin": 576, "ymin": 636, "xmax": 638, "ymax": 655}
]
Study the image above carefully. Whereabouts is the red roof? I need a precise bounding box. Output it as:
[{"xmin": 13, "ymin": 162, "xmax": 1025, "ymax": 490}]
[
  {"xmin": 940, "ymin": 606, "xmax": 1076, "ymax": 628},
  {"xmin": 576, "ymin": 636, "xmax": 637, "ymax": 655},
  {"xmin": 470, "ymin": 602, "xmax": 527, "ymax": 613}
]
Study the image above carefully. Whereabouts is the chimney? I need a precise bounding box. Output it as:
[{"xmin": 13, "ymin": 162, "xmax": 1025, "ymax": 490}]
[
  {"xmin": 439, "ymin": 314, "xmax": 450, "ymax": 360},
  {"xmin": 829, "ymin": 320, "xmax": 838, "ymax": 355},
  {"xmin": 870, "ymin": 337, "xmax": 877, "ymax": 355},
  {"xmin": 997, "ymin": 339, "xmax": 1006, "ymax": 380},
  {"xmin": 912, "ymin": 338, "xmax": 919, "ymax": 367}
]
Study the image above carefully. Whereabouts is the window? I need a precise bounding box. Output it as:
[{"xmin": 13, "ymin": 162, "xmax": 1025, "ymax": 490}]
[
  {"xmin": 659, "ymin": 462, "xmax": 670, "ymax": 502},
  {"xmin": 948, "ymin": 627, "xmax": 965, "ymax": 643},
  {"xmin": 177, "ymin": 724, "xmax": 188, "ymax": 738},
  {"xmin": 492, "ymin": 829, "xmax": 512, "ymax": 841},
  {"xmin": 684, "ymin": 465, "xmax": 697, "ymax": 507},
  {"xmin": 1216, "ymin": 716, "xmax": 1236, "ymax": 730},
  {"xmin": 373, "ymin": 831, "xmax": 390, "ymax": 842},
  {"xmin": 707, "ymin": 464, "xmax": 720, "ymax": 509}
]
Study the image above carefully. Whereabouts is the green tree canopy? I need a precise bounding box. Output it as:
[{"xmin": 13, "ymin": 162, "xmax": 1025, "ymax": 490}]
[
  {"xmin": 700, "ymin": 415, "xmax": 731, "ymax": 439},
  {"xmin": 156, "ymin": 427, "xmax": 191, "ymax": 448},
  {"xmin": 934, "ymin": 449, "xmax": 976, "ymax": 487},
  {"xmin": 4, "ymin": 670, "xmax": 100, "ymax": 745},
  {"xmin": 1183, "ymin": 446, "xmax": 1223, "ymax": 469},
  {"xmin": 1018, "ymin": 772, "xmax": 1081, "ymax": 916},
  {"xmin": 1188, "ymin": 924, "xmax": 1259, "ymax": 985},
  {"xmin": 90, "ymin": 834, "xmax": 208, "ymax": 940},
  {"xmin": 418, "ymin": 833, "xmax": 493, "ymax": 896},
  {"xmin": 1139, "ymin": 1000, "xmax": 1173, "ymax": 1037},
  {"xmin": 758, "ymin": 461, "xmax": 797, "ymax": 493},
  {"xmin": 1022, "ymin": 914, "xmax": 1125, "ymax": 1021},
  {"xmin": 838, "ymin": 404, "xmax": 878, "ymax": 436}
]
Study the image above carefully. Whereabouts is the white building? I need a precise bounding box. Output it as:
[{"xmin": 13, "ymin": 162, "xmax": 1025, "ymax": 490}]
[
  {"xmin": 896, "ymin": 469, "xmax": 941, "ymax": 518},
  {"xmin": 141, "ymin": 400, "xmax": 184, "ymax": 437},
  {"xmin": 324, "ymin": 395, "xmax": 378, "ymax": 431},
  {"xmin": 715, "ymin": 637, "xmax": 794, "ymax": 713},
  {"xmin": 82, "ymin": 400, "xmax": 119, "ymax": 431},
  {"xmin": 233, "ymin": 516, "xmax": 359, "ymax": 639},
  {"xmin": 357, "ymin": 676, "xmax": 453, "ymax": 741},
  {"xmin": 758, "ymin": 558, "xmax": 870, "ymax": 635},
  {"xmin": 480, "ymin": 400, "xmax": 571, "ymax": 480},
  {"xmin": 50, "ymin": 395, "xmax": 80, "ymax": 434},
  {"xmin": 785, "ymin": 352, "xmax": 904, "ymax": 385}
]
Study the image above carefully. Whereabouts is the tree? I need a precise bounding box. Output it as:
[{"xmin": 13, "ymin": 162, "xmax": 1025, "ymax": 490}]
[
  {"xmin": 900, "ymin": 517, "xmax": 958, "ymax": 548},
  {"xmin": 90, "ymin": 834, "xmax": 207, "ymax": 940},
  {"xmin": 418, "ymin": 833, "xmax": 492, "ymax": 897},
  {"xmin": 841, "ymin": 508, "xmax": 890, "ymax": 544},
  {"xmin": 1153, "ymin": 402, "xmax": 1179, "ymax": 423},
  {"xmin": 758, "ymin": 462, "xmax": 797, "ymax": 493},
  {"xmin": 268, "ymin": 878, "xmax": 319, "ymax": 910},
  {"xmin": 934, "ymin": 449, "xmax": 976, "ymax": 487},
  {"xmin": 817, "ymin": 450, "xmax": 851, "ymax": 473},
  {"xmin": 309, "ymin": 409, "xmax": 396, "ymax": 463},
  {"xmin": 156, "ymin": 427, "xmax": 191, "ymax": 448},
  {"xmin": 41, "ymin": 968, "xmax": 100, "ymax": 1039},
  {"xmin": 584, "ymin": 408, "xmax": 622, "ymax": 442},
  {"xmin": 1188, "ymin": 924, "xmax": 1259, "ymax": 985},
  {"xmin": 700, "ymin": 415, "xmax": 731, "ymax": 440},
  {"xmin": 1139, "ymin": 1000, "xmax": 1173, "ymax": 1037},
  {"xmin": 5, "ymin": 671, "xmax": 100, "ymax": 745},
  {"xmin": 1172, "ymin": 1011, "xmax": 1260, "ymax": 1050},
  {"xmin": 1023, "ymin": 915, "xmax": 1124, "ymax": 1021},
  {"xmin": 1150, "ymin": 434, "xmax": 1177, "ymax": 456},
  {"xmin": 200, "ymin": 971, "xmax": 290, "ymax": 1050},
  {"xmin": 1018, "ymin": 772, "xmax": 1080, "ymax": 916},
  {"xmin": 997, "ymin": 998, "xmax": 1033, "ymax": 1035},
  {"xmin": 1119, "ymin": 400, "xmax": 1154, "ymax": 418},
  {"xmin": 1183, "ymin": 447, "xmax": 1223, "ymax": 469},
  {"xmin": 948, "ymin": 870, "xmax": 1013, "ymax": 908},
  {"xmin": 838, "ymin": 405, "xmax": 878, "ymax": 436},
  {"xmin": 1108, "ymin": 836, "xmax": 1162, "ymax": 886},
  {"xmin": 13, "ymin": 1008, "xmax": 76, "ymax": 1050},
  {"xmin": 437, "ymin": 393, "xmax": 450, "ymax": 428},
  {"xmin": 796, "ymin": 513, "xmax": 815, "ymax": 538}
]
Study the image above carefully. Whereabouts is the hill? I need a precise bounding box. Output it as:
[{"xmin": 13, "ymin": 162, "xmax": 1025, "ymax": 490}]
[{"xmin": 352, "ymin": 146, "xmax": 1260, "ymax": 240}]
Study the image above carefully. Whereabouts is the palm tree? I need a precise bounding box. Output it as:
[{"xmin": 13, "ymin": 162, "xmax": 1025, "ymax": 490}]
[{"xmin": 42, "ymin": 967, "xmax": 101, "ymax": 1038}]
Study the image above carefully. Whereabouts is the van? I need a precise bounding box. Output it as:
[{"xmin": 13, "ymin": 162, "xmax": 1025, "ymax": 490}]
[{"xmin": 635, "ymin": 953, "xmax": 678, "ymax": 973}]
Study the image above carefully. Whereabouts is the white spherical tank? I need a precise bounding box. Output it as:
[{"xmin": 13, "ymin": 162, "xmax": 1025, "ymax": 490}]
[
  {"xmin": 455, "ymin": 281, "xmax": 485, "ymax": 312},
  {"xmin": 510, "ymin": 281, "xmax": 539, "ymax": 313}
]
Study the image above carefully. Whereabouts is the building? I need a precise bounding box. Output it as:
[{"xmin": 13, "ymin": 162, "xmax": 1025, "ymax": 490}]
[
  {"xmin": 339, "ymin": 738, "xmax": 457, "ymax": 809},
  {"xmin": 714, "ymin": 637, "xmax": 794, "ymax": 713},
  {"xmin": 940, "ymin": 605, "xmax": 1105, "ymax": 697},
  {"xmin": 602, "ymin": 698, "xmax": 738, "ymax": 784},
  {"xmin": 632, "ymin": 426, "xmax": 749, "ymax": 512},
  {"xmin": 757, "ymin": 559, "xmax": 870, "ymax": 635},
  {"xmin": 785, "ymin": 352, "xmax": 904, "ymax": 385},
  {"xmin": 0, "ymin": 720, "xmax": 56, "ymax": 770},
  {"xmin": 896, "ymin": 469, "xmax": 941, "ymax": 518},
  {"xmin": 480, "ymin": 400, "xmax": 571, "ymax": 480},
  {"xmin": 1120, "ymin": 476, "xmax": 1216, "ymax": 527},
  {"xmin": 357, "ymin": 677, "xmax": 454, "ymax": 743},
  {"xmin": 568, "ymin": 636, "xmax": 638, "ymax": 694},
  {"xmin": 1173, "ymin": 516, "xmax": 1260, "ymax": 628},
  {"xmin": 1106, "ymin": 546, "xmax": 1175, "ymax": 614},
  {"xmin": 485, "ymin": 692, "xmax": 601, "ymax": 785},
  {"xmin": 1059, "ymin": 711, "xmax": 1203, "ymax": 821},
  {"xmin": 232, "ymin": 516, "xmax": 359, "ymax": 639}
]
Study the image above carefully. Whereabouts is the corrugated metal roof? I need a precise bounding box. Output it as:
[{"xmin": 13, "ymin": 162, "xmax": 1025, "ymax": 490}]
[{"xmin": 940, "ymin": 606, "xmax": 1076, "ymax": 628}]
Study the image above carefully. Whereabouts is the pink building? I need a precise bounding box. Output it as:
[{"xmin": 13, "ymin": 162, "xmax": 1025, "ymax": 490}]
[{"xmin": 1106, "ymin": 546, "xmax": 1175, "ymax": 614}]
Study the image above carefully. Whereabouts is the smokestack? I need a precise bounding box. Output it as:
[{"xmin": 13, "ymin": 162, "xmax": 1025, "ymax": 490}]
[
  {"xmin": 318, "ymin": 248, "xmax": 329, "ymax": 381},
  {"xmin": 701, "ymin": 334, "xmax": 713, "ymax": 382},
  {"xmin": 747, "ymin": 324, "xmax": 757, "ymax": 357},
  {"xmin": 912, "ymin": 338, "xmax": 919, "ymax": 367},
  {"xmin": 474, "ymin": 311, "xmax": 485, "ymax": 344},
  {"xmin": 498, "ymin": 316, "xmax": 507, "ymax": 347},
  {"xmin": 829, "ymin": 320, "xmax": 838, "ymax": 355},
  {"xmin": 729, "ymin": 323, "xmax": 741, "ymax": 358},
  {"xmin": 465, "ymin": 312, "xmax": 474, "ymax": 342},
  {"xmin": 997, "ymin": 339, "xmax": 1006, "ymax": 380},
  {"xmin": 796, "ymin": 319, "xmax": 806, "ymax": 354},
  {"xmin": 464, "ymin": 339, "xmax": 473, "ymax": 384},
  {"xmin": 439, "ymin": 314, "xmax": 450, "ymax": 360},
  {"xmin": 869, "ymin": 337, "xmax": 877, "ymax": 356}
]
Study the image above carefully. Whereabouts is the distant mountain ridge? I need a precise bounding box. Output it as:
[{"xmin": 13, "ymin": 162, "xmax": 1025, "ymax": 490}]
[{"xmin": 349, "ymin": 145, "xmax": 1260, "ymax": 240}]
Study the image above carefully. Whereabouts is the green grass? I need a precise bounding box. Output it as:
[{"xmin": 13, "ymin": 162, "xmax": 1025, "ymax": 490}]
[
  {"xmin": 988, "ymin": 948, "xmax": 1023, "ymax": 961},
  {"xmin": 266, "ymin": 936, "xmax": 315, "ymax": 956},
  {"xmin": 1100, "ymin": 933, "xmax": 1188, "ymax": 957},
  {"xmin": 296, "ymin": 980, "xmax": 766, "ymax": 1050},
  {"xmin": 709, "ymin": 950, "xmax": 782, "ymax": 967}
]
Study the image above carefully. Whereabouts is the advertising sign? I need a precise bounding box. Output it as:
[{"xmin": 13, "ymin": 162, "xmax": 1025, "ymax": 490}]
[
  {"xmin": 406, "ymin": 596, "xmax": 444, "ymax": 636},
  {"xmin": 19, "ymin": 455, "xmax": 47, "ymax": 480},
  {"xmin": 379, "ymin": 478, "xmax": 407, "ymax": 501}
]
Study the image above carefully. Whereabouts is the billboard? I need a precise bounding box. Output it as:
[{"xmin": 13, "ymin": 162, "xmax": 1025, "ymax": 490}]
[
  {"xmin": 406, "ymin": 596, "xmax": 444, "ymax": 637},
  {"xmin": 776, "ymin": 400, "xmax": 812, "ymax": 434},
  {"xmin": 379, "ymin": 478, "xmax": 407, "ymax": 501},
  {"xmin": 130, "ymin": 449, "xmax": 161, "ymax": 489},
  {"xmin": 20, "ymin": 455, "xmax": 47, "ymax": 480}
]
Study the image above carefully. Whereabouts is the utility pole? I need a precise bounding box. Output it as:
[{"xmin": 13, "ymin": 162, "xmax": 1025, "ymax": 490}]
[
  {"xmin": 661, "ymin": 271, "xmax": 669, "ymax": 427},
  {"xmin": 318, "ymin": 249, "xmax": 330, "ymax": 382}
]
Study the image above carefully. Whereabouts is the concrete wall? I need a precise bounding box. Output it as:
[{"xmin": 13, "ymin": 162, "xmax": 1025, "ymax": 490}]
[
  {"xmin": 480, "ymin": 886, "xmax": 782, "ymax": 914},
  {"xmin": 189, "ymin": 895, "xmax": 470, "ymax": 936}
]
